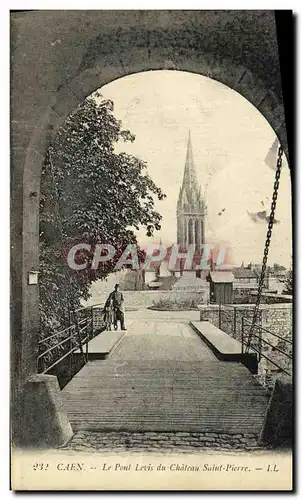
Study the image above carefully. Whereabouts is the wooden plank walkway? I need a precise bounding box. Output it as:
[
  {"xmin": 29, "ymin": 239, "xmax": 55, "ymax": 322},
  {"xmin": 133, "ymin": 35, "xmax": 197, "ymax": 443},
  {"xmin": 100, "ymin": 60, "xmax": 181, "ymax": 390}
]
[
  {"xmin": 62, "ymin": 319, "xmax": 269, "ymax": 435},
  {"xmin": 62, "ymin": 360, "xmax": 268, "ymax": 434}
]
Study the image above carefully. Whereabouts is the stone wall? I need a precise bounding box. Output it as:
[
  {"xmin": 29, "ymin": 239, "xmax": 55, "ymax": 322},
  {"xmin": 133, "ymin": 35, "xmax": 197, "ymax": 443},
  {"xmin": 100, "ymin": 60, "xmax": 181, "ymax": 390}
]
[
  {"xmin": 199, "ymin": 304, "xmax": 257, "ymax": 342},
  {"xmin": 199, "ymin": 303, "xmax": 292, "ymax": 337},
  {"xmin": 88, "ymin": 290, "xmax": 207, "ymax": 310},
  {"xmin": 260, "ymin": 305, "xmax": 293, "ymax": 387},
  {"xmin": 260, "ymin": 293, "xmax": 292, "ymax": 304},
  {"xmin": 233, "ymin": 291, "xmax": 293, "ymax": 305}
]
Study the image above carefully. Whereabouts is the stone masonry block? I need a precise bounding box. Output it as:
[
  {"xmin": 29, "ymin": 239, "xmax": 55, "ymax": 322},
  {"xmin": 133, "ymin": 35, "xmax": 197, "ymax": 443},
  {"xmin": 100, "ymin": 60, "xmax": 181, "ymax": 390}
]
[
  {"xmin": 260, "ymin": 375, "xmax": 292, "ymax": 447},
  {"xmin": 19, "ymin": 374, "xmax": 73, "ymax": 448}
]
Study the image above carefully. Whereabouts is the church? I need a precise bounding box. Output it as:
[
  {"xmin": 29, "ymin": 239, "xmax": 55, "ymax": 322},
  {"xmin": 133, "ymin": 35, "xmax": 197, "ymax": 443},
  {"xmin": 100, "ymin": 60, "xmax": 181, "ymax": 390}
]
[
  {"xmin": 145, "ymin": 132, "xmax": 209, "ymax": 289},
  {"xmin": 175, "ymin": 131, "xmax": 207, "ymax": 277},
  {"xmin": 116, "ymin": 134, "xmax": 259, "ymax": 303},
  {"xmin": 121, "ymin": 133, "xmax": 209, "ymax": 291},
  {"xmin": 177, "ymin": 131, "xmax": 206, "ymax": 254}
]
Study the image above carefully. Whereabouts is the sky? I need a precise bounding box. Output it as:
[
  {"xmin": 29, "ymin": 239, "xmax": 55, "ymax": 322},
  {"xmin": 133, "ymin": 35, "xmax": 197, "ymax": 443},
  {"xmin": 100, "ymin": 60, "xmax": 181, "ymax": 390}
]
[{"xmin": 98, "ymin": 70, "xmax": 292, "ymax": 268}]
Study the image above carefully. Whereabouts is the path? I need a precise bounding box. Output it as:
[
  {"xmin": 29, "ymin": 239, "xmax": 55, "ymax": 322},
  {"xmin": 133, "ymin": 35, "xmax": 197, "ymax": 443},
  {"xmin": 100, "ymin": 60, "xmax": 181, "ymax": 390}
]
[
  {"xmin": 111, "ymin": 316, "xmax": 216, "ymax": 361},
  {"xmin": 62, "ymin": 312, "xmax": 269, "ymax": 437}
]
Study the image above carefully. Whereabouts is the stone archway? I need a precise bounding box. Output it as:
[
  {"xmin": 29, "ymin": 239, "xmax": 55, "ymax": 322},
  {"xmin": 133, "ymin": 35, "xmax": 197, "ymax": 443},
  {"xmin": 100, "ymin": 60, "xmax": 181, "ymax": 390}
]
[{"xmin": 11, "ymin": 10, "xmax": 289, "ymax": 402}]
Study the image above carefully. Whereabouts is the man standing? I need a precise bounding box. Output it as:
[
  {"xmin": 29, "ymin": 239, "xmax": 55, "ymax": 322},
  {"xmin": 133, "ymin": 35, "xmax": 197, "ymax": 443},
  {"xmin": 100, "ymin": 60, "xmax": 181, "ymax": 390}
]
[{"xmin": 105, "ymin": 284, "xmax": 126, "ymax": 331}]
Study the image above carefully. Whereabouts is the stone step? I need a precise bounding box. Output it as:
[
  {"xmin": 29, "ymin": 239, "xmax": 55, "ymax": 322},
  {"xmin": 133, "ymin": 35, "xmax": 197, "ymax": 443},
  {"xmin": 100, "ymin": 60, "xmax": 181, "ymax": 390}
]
[
  {"xmin": 190, "ymin": 321, "xmax": 258, "ymax": 372},
  {"xmin": 74, "ymin": 330, "xmax": 125, "ymax": 360}
]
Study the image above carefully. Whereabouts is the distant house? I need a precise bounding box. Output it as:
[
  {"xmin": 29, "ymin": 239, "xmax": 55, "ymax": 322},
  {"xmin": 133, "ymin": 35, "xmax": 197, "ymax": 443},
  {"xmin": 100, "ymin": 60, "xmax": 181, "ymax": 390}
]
[
  {"xmin": 270, "ymin": 268, "xmax": 287, "ymax": 282},
  {"xmin": 156, "ymin": 275, "xmax": 179, "ymax": 290},
  {"xmin": 146, "ymin": 259, "xmax": 179, "ymax": 290},
  {"xmin": 147, "ymin": 281, "xmax": 163, "ymax": 290},
  {"xmin": 207, "ymin": 271, "xmax": 234, "ymax": 304},
  {"xmin": 120, "ymin": 268, "xmax": 146, "ymax": 291},
  {"xmin": 147, "ymin": 273, "xmax": 179, "ymax": 291},
  {"xmin": 233, "ymin": 267, "xmax": 259, "ymax": 289}
]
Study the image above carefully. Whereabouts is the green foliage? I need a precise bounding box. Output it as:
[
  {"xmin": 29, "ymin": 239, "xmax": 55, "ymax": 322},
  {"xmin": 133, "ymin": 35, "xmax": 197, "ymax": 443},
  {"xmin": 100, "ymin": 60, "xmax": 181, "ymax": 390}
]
[{"xmin": 39, "ymin": 92, "xmax": 165, "ymax": 346}]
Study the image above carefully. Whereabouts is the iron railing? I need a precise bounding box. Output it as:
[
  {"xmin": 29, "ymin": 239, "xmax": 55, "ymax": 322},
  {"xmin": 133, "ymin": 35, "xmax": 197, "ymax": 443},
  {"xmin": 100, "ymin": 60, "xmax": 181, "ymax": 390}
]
[
  {"xmin": 241, "ymin": 318, "xmax": 292, "ymax": 377},
  {"xmin": 218, "ymin": 302, "xmax": 248, "ymax": 341},
  {"xmin": 37, "ymin": 303, "xmax": 104, "ymax": 374},
  {"xmin": 217, "ymin": 303, "xmax": 292, "ymax": 379}
]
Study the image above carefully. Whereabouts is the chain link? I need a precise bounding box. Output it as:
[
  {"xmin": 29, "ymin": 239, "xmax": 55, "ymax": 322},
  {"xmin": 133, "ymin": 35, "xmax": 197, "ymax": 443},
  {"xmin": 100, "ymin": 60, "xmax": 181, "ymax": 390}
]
[{"xmin": 245, "ymin": 145, "xmax": 284, "ymax": 352}]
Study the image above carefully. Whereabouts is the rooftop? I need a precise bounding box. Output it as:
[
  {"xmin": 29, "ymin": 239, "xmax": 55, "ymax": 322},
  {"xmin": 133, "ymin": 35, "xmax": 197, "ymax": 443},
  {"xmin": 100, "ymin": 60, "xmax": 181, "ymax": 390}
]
[
  {"xmin": 233, "ymin": 268, "xmax": 258, "ymax": 279},
  {"xmin": 208, "ymin": 271, "xmax": 235, "ymax": 283}
]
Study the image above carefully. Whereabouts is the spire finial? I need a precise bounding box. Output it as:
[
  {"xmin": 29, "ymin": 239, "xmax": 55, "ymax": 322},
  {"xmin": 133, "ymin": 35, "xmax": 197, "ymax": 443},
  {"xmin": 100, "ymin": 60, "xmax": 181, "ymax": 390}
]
[
  {"xmin": 188, "ymin": 129, "xmax": 192, "ymax": 150},
  {"xmin": 182, "ymin": 129, "xmax": 196, "ymax": 189},
  {"xmin": 177, "ymin": 131, "xmax": 205, "ymax": 215}
]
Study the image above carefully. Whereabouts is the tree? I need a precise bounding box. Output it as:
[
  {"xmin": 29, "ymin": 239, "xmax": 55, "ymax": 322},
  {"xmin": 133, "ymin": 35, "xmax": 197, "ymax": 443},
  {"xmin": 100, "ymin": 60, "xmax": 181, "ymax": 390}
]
[
  {"xmin": 273, "ymin": 262, "xmax": 286, "ymax": 272},
  {"xmin": 39, "ymin": 91, "xmax": 165, "ymax": 339}
]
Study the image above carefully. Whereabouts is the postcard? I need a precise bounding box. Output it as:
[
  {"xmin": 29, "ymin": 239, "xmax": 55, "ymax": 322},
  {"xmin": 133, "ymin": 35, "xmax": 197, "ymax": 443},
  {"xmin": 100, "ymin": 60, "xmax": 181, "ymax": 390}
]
[{"xmin": 10, "ymin": 9, "xmax": 293, "ymax": 491}]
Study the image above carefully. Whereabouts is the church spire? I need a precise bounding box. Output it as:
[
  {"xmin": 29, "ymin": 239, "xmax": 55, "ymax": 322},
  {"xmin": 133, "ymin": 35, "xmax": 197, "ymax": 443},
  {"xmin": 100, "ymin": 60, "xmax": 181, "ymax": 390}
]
[
  {"xmin": 176, "ymin": 130, "xmax": 206, "ymax": 253},
  {"xmin": 181, "ymin": 130, "xmax": 198, "ymax": 191},
  {"xmin": 177, "ymin": 131, "xmax": 202, "ymax": 211}
]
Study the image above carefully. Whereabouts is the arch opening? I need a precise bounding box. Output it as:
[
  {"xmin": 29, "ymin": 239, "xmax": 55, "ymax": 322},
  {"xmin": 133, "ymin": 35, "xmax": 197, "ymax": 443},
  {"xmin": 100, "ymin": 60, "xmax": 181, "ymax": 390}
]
[
  {"xmin": 10, "ymin": 12, "xmax": 292, "ymax": 450},
  {"xmin": 15, "ymin": 59, "xmax": 291, "ymax": 390},
  {"xmin": 39, "ymin": 69, "xmax": 292, "ymax": 324}
]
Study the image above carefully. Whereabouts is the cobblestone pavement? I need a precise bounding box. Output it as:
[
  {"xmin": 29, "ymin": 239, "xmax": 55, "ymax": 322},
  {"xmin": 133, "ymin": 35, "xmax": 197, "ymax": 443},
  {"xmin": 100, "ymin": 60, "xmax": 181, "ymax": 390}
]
[{"xmin": 64, "ymin": 431, "xmax": 262, "ymax": 453}]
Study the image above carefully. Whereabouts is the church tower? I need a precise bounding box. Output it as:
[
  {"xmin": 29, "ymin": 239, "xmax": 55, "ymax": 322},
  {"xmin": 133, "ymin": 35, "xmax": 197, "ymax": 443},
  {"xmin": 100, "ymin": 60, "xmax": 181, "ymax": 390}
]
[{"xmin": 177, "ymin": 131, "xmax": 206, "ymax": 252}]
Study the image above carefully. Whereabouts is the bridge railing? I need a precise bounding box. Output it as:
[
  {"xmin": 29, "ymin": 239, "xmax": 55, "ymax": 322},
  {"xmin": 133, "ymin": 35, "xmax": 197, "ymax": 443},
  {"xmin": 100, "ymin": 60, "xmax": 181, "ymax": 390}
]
[
  {"xmin": 37, "ymin": 303, "xmax": 105, "ymax": 375},
  {"xmin": 217, "ymin": 303, "xmax": 292, "ymax": 387},
  {"xmin": 241, "ymin": 317, "xmax": 292, "ymax": 380}
]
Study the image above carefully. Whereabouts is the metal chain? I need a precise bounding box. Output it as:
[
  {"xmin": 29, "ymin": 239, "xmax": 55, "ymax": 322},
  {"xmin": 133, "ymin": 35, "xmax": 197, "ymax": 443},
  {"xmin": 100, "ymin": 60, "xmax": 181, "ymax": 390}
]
[{"xmin": 245, "ymin": 145, "xmax": 284, "ymax": 352}]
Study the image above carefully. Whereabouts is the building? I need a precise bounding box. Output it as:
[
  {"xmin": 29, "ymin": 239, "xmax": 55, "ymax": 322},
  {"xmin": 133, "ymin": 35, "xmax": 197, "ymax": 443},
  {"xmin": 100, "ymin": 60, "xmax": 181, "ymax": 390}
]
[
  {"xmin": 207, "ymin": 271, "xmax": 234, "ymax": 304},
  {"xmin": 120, "ymin": 268, "xmax": 146, "ymax": 291},
  {"xmin": 176, "ymin": 132, "xmax": 206, "ymax": 277},
  {"xmin": 147, "ymin": 132, "xmax": 207, "ymax": 290},
  {"xmin": 233, "ymin": 267, "xmax": 259, "ymax": 288}
]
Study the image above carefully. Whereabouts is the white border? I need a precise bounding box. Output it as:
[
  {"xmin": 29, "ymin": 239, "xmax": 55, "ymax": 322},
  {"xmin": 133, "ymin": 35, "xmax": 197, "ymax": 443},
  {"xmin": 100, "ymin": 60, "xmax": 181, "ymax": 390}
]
[{"xmin": 2, "ymin": 3, "xmax": 301, "ymax": 498}]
